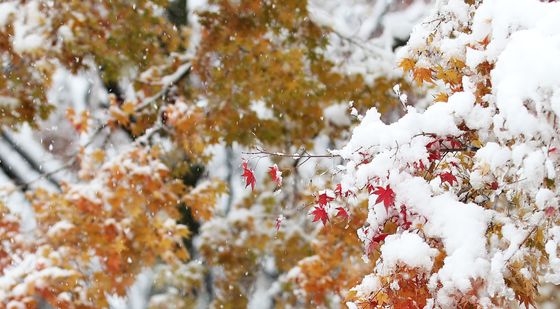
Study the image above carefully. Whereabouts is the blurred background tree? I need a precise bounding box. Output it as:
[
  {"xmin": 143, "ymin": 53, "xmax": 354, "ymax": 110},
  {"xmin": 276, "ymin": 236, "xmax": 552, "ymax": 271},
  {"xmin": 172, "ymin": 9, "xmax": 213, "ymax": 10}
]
[{"xmin": 0, "ymin": 0, "xmax": 434, "ymax": 308}]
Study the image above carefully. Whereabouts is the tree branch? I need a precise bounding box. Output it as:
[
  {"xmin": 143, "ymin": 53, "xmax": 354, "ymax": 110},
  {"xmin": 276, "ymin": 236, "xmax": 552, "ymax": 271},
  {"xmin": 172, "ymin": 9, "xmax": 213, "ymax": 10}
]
[
  {"xmin": 135, "ymin": 63, "xmax": 191, "ymax": 112},
  {"xmin": 6, "ymin": 125, "xmax": 107, "ymax": 193},
  {"xmin": 1, "ymin": 130, "xmax": 61, "ymax": 189},
  {"xmin": 243, "ymin": 147, "xmax": 340, "ymax": 159}
]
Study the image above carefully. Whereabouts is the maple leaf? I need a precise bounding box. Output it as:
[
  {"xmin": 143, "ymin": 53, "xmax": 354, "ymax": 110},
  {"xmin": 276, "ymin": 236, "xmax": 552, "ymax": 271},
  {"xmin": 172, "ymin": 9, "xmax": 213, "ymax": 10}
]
[
  {"xmin": 445, "ymin": 136, "xmax": 463, "ymax": 149},
  {"xmin": 242, "ymin": 161, "xmax": 256, "ymax": 191},
  {"xmin": 413, "ymin": 160, "xmax": 426, "ymax": 172},
  {"xmin": 316, "ymin": 191, "xmax": 335, "ymax": 207},
  {"xmin": 412, "ymin": 67, "xmax": 433, "ymax": 86},
  {"xmin": 439, "ymin": 172, "xmax": 457, "ymax": 185},
  {"xmin": 399, "ymin": 58, "xmax": 416, "ymax": 73},
  {"xmin": 311, "ymin": 206, "xmax": 328, "ymax": 225},
  {"xmin": 428, "ymin": 150, "xmax": 441, "ymax": 162},
  {"xmin": 268, "ymin": 164, "xmax": 283, "ymax": 187},
  {"xmin": 335, "ymin": 207, "xmax": 350, "ymax": 220},
  {"xmin": 478, "ymin": 35, "xmax": 490, "ymax": 48},
  {"xmin": 434, "ymin": 92, "xmax": 449, "ymax": 103},
  {"xmin": 334, "ymin": 183, "xmax": 342, "ymax": 198},
  {"xmin": 373, "ymin": 185, "xmax": 396, "ymax": 213},
  {"xmin": 373, "ymin": 233, "xmax": 389, "ymax": 243},
  {"xmin": 400, "ymin": 205, "xmax": 412, "ymax": 230},
  {"xmin": 335, "ymin": 184, "xmax": 355, "ymax": 198}
]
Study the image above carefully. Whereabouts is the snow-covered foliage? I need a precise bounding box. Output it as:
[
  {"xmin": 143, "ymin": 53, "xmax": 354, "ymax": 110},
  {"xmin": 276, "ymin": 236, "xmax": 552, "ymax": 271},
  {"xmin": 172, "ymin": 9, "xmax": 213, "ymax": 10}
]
[{"xmin": 320, "ymin": 0, "xmax": 560, "ymax": 307}]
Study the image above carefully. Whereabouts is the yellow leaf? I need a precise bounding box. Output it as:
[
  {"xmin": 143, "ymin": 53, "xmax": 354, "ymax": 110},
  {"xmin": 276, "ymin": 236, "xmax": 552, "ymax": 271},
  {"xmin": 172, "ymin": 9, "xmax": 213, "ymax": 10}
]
[
  {"xmin": 412, "ymin": 67, "xmax": 433, "ymax": 86},
  {"xmin": 375, "ymin": 291, "xmax": 390, "ymax": 305},
  {"xmin": 434, "ymin": 92, "xmax": 449, "ymax": 103},
  {"xmin": 399, "ymin": 58, "xmax": 416, "ymax": 73},
  {"xmin": 91, "ymin": 149, "xmax": 105, "ymax": 163},
  {"xmin": 121, "ymin": 101, "xmax": 135, "ymax": 115}
]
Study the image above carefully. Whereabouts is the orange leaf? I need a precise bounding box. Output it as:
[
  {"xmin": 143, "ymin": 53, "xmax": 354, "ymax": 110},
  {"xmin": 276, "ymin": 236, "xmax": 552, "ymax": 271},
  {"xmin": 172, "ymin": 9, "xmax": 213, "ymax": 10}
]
[
  {"xmin": 412, "ymin": 67, "xmax": 433, "ymax": 86},
  {"xmin": 399, "ymin": 58, "xmax": 416, "ymax": 73}
]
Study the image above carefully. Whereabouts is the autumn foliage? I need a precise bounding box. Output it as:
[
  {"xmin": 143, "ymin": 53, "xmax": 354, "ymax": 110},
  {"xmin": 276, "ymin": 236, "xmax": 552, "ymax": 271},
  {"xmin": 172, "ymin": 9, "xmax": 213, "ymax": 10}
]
[{"xmin": 2, "ymin": 0, "xmax": 560, "ymax": 308}]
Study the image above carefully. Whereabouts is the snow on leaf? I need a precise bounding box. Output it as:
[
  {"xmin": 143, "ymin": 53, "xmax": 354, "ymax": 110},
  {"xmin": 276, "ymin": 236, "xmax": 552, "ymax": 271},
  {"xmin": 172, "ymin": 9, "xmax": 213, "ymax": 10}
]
[
  {"xmin": 311, "ymin": 206, "xmax": 329, "ymax": 225},
  {"xmin": 335, "ymin": 183, "xmax": 342, "ymax": 198},
  {"xmin": 399, "ymin": 58, "xmax": 416, "ymax": 73},
  {"xmin": 372, "ymin": 233, "xmax": 389, "ymax": 243},
  {"xmin": 317, "ymin": 191, "xmax": 335, "ymax": 207},
  {"xmin": 242, "ymin": 161, "xmax": 256, "ymax": 191},
  {"xmin": 373, "ymin": 185, "xmax": 395, "ymax": 213},
  {"xmin": 335, "ymin": 207, "xmax": 350, "ymax": 220},
  {"xmin": 446, "ymin": 137, "xmax": 463, "ymax": 149},
  {"xmin": 439, "ymin": 172, "xmax": 457, "ymax": 185},
  {"xmin": 400, "ymin": 205, "xmax": 412, "ymax": 230},
  {"xmin": 367, "ymin": 233, "xmax": 389, "ymax": 253},
  {"xmin": 268, "ymin": 164, "xmax": 282, "ymax": 187}
]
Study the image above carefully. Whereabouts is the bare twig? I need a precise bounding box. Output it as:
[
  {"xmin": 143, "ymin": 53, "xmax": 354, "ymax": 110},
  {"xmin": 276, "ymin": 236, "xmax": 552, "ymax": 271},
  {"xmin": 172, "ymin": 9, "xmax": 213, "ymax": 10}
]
[
  {"xmin": 504, "ymin": 219, "xmax": 542, "ymax": 266},
  {"xmin": 243, "ymin": 147, "xmax": 340, "ymax": 159},
  {"xmin": 135, "ymin": 63, "xmax": 191, "ymax": 112},
  {"xmin": 1, "ymin": 130, "xmax": 61, "ymax": 188},
  {"xmin": 5, "ymin": 125, "xmax": 107, "ymax": 193}
]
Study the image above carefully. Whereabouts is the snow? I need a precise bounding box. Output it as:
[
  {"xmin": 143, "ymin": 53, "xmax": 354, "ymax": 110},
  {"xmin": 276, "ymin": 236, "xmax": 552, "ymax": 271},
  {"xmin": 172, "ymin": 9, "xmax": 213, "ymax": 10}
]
[
  {"xmin": 250, "ymin": 100, "xmax": 275, "ymax": 120},
  {"xmin": 0, "ymin": 2, "xmax": 16, "ymax": 29},
  {"xmin": 309, "ymin": 0, "xmax": 432, "ymax": 83},
  {"xmin": 351, "ymin": 274, "xmax": 381, "ymax": 299},
  {"xmin": 379, "ymin": 232, "xmax": 437, "ymax": 274},
  {"xmin": 324, "ymin": 103, "xmax": 351, "ymax": 127},
  {"xmin": 475, "ymin": 143, "xmax": 511, "ymax": 171},
  {"xmin": 46, "ymin": 220, "xmax": 75, "ymax": 238},
  {"xmin": 544, "ymin": 227, "xmax": 560, "ymax": 285},
  {"xmin": 12, "ymin": 1, "xmax": 47, "ymax": 54}
]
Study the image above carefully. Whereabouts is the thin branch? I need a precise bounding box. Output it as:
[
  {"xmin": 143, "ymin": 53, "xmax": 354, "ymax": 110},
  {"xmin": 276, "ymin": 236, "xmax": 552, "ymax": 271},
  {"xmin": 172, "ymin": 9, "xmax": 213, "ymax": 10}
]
[
  {"xmin": 5, "ymin": 125, "xmax": 107, "ymax": 193},
  {"xmin": 330, "ymin": 28, "xmax": 388, "ymax": 60},
  {"xmin": 243, "ymin": 147, "xmax": 340, "ymax": 159},
  {"xmin": 0, "ymin": 130, "xmax": 60, "ymax": 189},
  {"xmin": 504, "ymin": 219, "xmax": 542, "ymax": 266},
  {"xmin": 135, "ymin": 63, "xmax": 191, "ymax": 112},
  {"xmin": 0, "ymin": 151, "xmax": 29, "ymax": 191}
]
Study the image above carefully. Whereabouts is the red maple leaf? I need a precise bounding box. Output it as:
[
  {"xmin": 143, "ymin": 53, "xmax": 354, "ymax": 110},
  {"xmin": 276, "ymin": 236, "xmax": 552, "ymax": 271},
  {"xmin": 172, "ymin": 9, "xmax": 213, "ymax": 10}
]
[
  {"xmin": 268, "ymin": 164, "xmax": 282, "ymax": 187},
  {"xmin": 400, "ymin": 205, "xmax": 412, "ymax": 230},
  {"xmin": 413, "ymin": 160, "xmax": 426, "ymax": 172},
  {"xmin": 439, "ymin": 172, "xmax": 457, "ymax": 185},
  {"xmin": 446, "ymin": 137, "xmax": 463, "ymax": 149},
  {"xmin": 334, "ymin": 184, "xmax": 342, "ymax": 198},
  {"xmin": 317, "ymin": 191, "xmax": 335, "ymax": 207},
  {"xmin": 428, "ymin": 150, "xmax": 441, "ymax": 162},
  {"xmin": 372, "ymin": 232, "xmax": 389, "ymax": 243},
  {"xmin": 367, "ymin": 232, "xmax": 389, "ymax": 255},
  {"xmin": 335, "ymin": 207, "xmax": 350, "ymax": 220},
  {"xmin": 242, "ymin": 161, "xmax": 256, "ymax": 191},
  {"xmin": 373, "ymin": 185, "xmax": 396, "ymax": 213},
  {"xmin": 311, "ymin": 206, "xmax": 329, "ymax": 225},
  {"xmin": 426, "ymin": 139, "xmax": 440, "ymax": 151}
]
